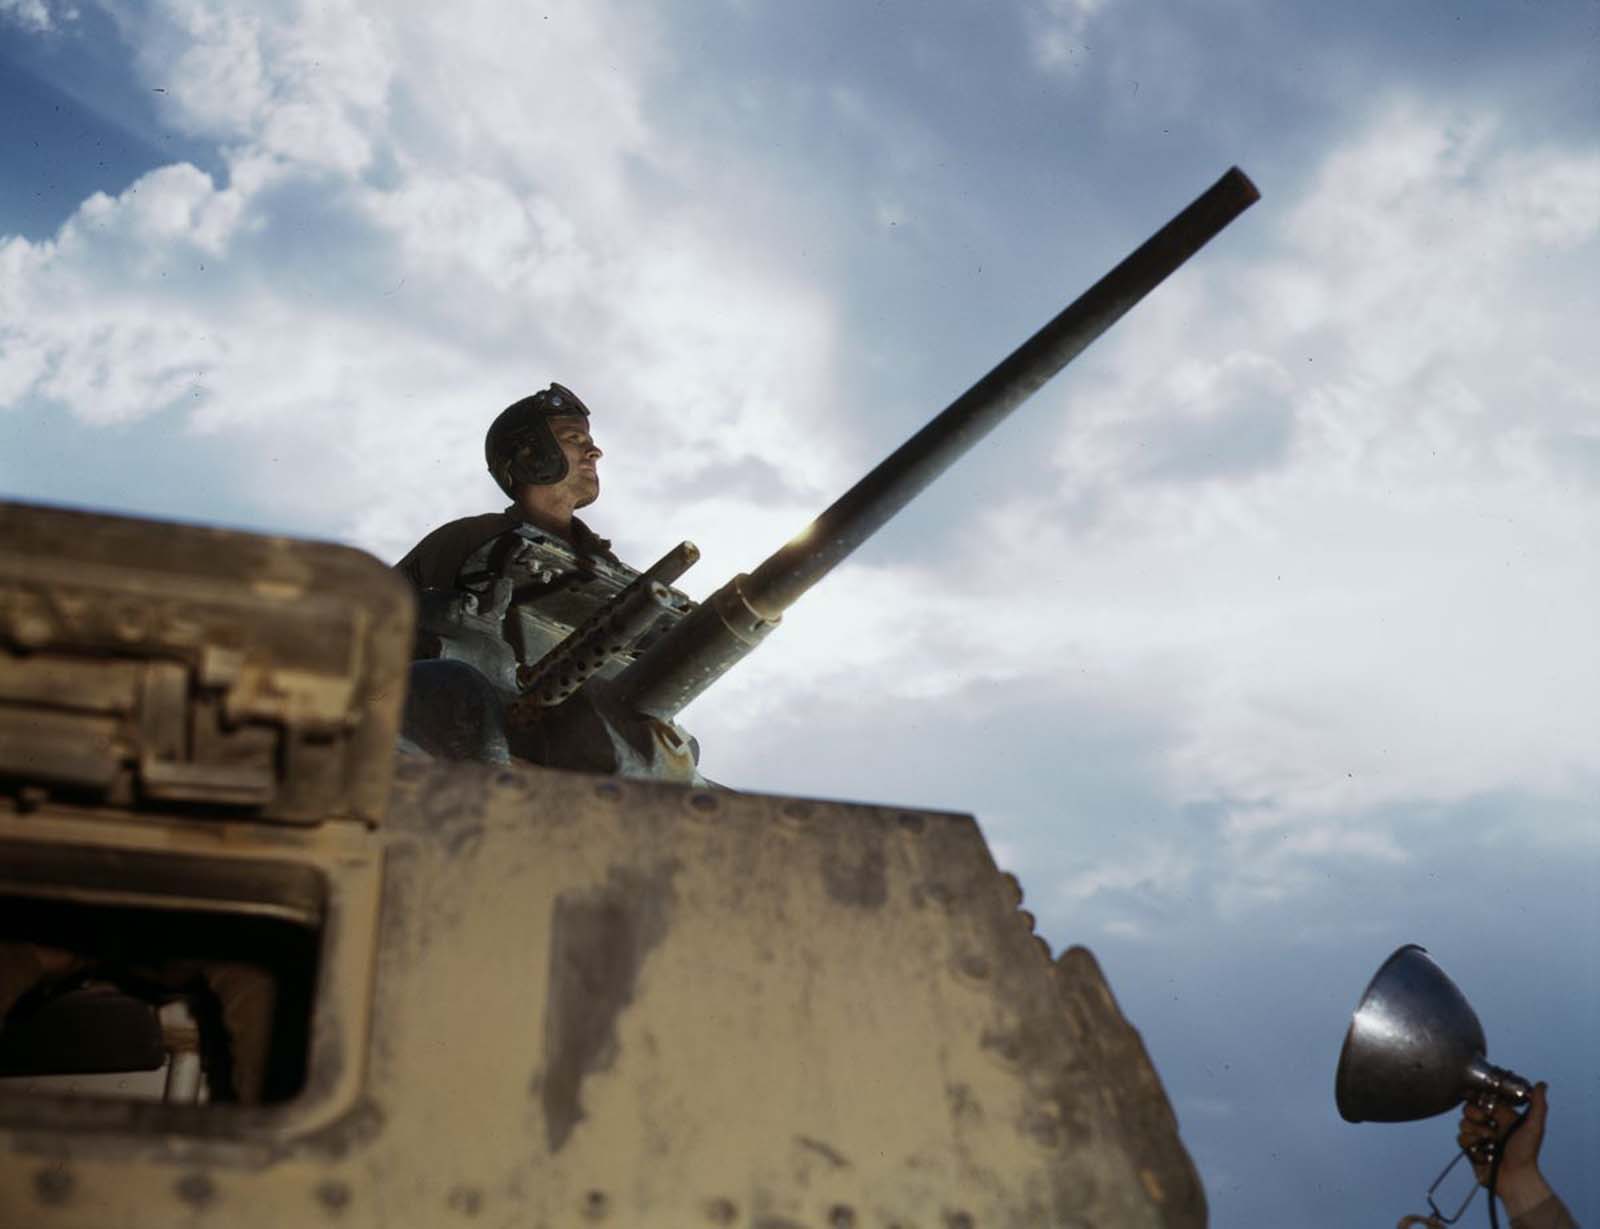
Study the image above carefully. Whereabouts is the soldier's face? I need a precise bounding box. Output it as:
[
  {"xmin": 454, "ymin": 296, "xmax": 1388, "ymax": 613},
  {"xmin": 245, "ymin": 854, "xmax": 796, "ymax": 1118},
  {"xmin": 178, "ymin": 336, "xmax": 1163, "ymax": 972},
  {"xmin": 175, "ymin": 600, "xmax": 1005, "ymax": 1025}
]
[{"xmin": 549, "ymin": 416, "xmax": 601, "ymax": 507}]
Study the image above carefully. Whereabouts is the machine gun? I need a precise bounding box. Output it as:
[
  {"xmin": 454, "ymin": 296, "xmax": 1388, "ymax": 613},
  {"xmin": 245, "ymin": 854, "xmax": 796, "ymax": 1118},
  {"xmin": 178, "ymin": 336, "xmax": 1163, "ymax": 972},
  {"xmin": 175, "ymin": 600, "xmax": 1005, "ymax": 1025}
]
[{"xmin": 486, "ymin": 167, "xmax": 1259, "ymax": 779}]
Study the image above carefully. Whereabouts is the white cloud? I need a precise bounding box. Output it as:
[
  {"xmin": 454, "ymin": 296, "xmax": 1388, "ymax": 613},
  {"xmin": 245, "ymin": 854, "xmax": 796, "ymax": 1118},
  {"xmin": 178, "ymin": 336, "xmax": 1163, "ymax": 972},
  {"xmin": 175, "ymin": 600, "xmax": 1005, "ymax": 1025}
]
[
  {"xmin": 1058, "ymin": 842, "xmax": 1197, "ymax": 904},
  {"xmin": 110, "ymin": 1, "xmax": 393, "ymax": 175},
  {"xmin": 694, "ymin": 97, "xmax": 1600, "ymax": 915},
  {"xmin": 0, "ymin": 0, "xmax": 847, "ymax": 580},
  {"xmin": 1027, "ymin": 0, "xmax": 1110, "ymax": 72},
  {"xmin": 1002, "ymin": 101, "xmax": 1600, "ymax": 842},
  {"xmin": 0, "ymin": 0, "xmax": 71, "ymax": 32}
]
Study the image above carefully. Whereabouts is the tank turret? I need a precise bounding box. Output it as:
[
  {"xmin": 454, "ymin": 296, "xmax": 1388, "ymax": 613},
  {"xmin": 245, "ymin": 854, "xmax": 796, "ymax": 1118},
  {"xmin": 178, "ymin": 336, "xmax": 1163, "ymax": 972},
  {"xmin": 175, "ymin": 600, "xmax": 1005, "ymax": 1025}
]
[{"xmin": 0, "ymin": 497, "xmax": 1207, "ymax": 1227}]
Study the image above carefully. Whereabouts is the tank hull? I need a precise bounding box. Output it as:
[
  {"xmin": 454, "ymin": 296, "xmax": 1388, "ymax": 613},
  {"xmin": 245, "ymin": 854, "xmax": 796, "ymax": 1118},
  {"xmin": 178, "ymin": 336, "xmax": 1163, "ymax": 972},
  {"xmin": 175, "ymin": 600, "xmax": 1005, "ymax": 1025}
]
[{"xmin": 0, "ymin": 761, "xmax": 1204, "ymax": 1227}]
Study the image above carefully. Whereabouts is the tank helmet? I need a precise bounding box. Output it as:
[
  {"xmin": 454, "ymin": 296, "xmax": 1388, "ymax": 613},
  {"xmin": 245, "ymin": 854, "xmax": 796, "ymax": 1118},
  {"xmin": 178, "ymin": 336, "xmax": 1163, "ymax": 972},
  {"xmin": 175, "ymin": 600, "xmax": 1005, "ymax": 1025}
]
[{"xmin": 485, "ymin": 383, "xmax": 592, "ymax": 495}]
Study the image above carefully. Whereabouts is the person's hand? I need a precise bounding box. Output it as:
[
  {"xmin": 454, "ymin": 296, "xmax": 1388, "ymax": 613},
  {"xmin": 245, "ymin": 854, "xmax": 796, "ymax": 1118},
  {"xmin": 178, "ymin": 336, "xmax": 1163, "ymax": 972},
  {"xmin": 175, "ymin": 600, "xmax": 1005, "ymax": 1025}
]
[{"xmin": 1456, "ymin": 1082, "xmax": 1554, "ymax": 1217}]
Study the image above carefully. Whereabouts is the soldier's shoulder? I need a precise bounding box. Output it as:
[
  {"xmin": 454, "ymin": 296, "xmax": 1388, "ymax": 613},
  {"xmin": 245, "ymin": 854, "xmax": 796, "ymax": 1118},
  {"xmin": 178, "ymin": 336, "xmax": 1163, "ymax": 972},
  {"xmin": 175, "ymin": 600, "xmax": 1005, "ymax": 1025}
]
[
  {"xmin": 409, "ymin": 512, "xmax": 522, "ymax": 549},
  {"xmin": 396, "ymin": 511, "xmax": 523, "ymax": 590}
]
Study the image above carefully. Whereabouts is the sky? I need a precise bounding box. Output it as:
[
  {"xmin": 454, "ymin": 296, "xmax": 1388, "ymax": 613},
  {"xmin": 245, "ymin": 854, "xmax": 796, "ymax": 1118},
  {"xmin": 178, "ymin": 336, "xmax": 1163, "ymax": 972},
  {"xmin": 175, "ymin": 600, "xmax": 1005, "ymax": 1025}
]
[{"xmin": 2, "ymin": 1, "xmax": 1598, "ymax": 1224}]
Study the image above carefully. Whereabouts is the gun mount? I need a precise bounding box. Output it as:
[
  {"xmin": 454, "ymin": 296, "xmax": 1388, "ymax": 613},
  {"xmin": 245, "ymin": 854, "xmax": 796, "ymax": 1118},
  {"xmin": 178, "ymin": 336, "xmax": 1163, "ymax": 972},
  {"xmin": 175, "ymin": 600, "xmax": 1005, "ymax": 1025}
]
[{"xmin": 490, "ymin": 168, "xmax": 1257, "ymax": 769}]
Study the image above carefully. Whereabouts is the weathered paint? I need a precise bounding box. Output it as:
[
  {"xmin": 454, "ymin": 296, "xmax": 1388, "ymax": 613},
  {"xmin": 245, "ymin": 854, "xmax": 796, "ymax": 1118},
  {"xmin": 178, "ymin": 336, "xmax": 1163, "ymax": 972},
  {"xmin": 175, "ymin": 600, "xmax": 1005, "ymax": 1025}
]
[
  {"xmin": 3, "ymin": 761, "xmax": 1206, "ymax": 1226},
  {"xmin": 541, "ymin": 864, "xmax": 677, "ymax": 1152}
]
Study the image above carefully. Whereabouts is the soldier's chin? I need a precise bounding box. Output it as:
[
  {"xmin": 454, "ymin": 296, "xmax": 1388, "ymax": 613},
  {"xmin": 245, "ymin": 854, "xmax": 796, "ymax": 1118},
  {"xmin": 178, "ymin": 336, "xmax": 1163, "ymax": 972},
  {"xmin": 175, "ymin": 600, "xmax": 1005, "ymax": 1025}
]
[{"xmin": 575, "ymin": 483, "xmax": 599, "ymax": 509}]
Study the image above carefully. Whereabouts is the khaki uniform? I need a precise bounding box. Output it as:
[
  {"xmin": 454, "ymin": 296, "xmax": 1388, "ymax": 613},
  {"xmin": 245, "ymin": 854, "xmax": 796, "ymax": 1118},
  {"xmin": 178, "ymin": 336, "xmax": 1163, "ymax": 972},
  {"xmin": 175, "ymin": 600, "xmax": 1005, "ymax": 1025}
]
[{"xmin": 395, "ymin": 508, "xmax": 617, "ymax": 593}]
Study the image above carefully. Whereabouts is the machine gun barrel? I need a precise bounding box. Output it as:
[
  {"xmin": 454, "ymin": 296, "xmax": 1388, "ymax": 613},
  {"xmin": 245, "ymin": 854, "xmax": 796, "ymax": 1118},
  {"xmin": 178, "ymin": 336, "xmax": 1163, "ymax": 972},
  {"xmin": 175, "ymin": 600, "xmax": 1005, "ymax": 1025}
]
[
  {"xmin": 611, "ymin": 166, "xmax": 1260, "ymax": 722},
  {"xmin": 505, "ymin": 540, "xmax": 699, "ymax": 720}
]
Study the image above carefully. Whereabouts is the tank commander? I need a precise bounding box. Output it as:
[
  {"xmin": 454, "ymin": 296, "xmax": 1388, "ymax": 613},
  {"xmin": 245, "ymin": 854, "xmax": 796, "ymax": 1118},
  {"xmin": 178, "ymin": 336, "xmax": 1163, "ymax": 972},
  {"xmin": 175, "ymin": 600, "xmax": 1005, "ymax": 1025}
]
[
  {"xmin": 394, "ymin": 384, "xmax": 705, "ymax": 781},
  {"xmin": 397, "ymin": 383, "xmax": 615, "ymax": 592}
]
